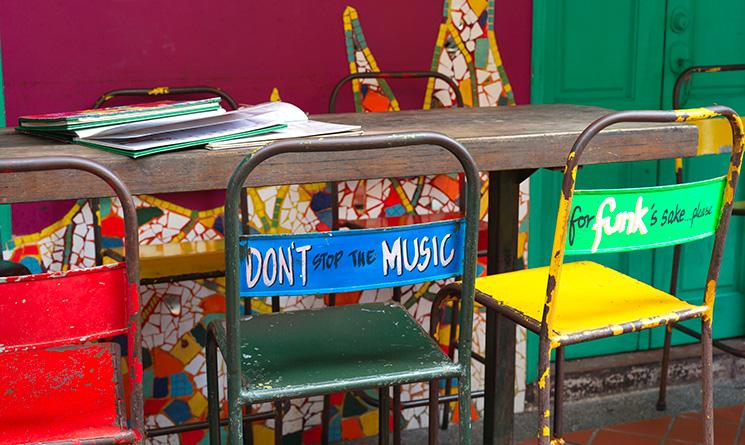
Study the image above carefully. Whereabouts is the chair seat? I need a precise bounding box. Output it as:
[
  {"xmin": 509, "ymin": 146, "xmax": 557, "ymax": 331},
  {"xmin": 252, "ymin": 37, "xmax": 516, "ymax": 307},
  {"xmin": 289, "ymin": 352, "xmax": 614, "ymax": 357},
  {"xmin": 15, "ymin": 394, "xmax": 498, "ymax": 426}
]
[
  {"xmin": 107, "ymin": 238, "xmax": 225, "ymax": 280},
  {"xmin": 475, "ymin": 261, "xmax": 708, "ymax": 345},
  {"xmin": 0, "ymin": 343, "xmax": 137, "ymax": 444},
  {"xmin": 211, "ymin": 302, "xmax": 460, "ymax": 403}
]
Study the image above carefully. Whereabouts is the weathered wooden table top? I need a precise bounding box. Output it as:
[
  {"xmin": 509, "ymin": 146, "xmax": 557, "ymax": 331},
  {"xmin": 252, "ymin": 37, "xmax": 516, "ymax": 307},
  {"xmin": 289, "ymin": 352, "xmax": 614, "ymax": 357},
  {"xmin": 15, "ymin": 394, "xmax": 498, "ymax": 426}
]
[{"xmin": 0, "ymin": 104, "xmax": 698, "ymax": 203}]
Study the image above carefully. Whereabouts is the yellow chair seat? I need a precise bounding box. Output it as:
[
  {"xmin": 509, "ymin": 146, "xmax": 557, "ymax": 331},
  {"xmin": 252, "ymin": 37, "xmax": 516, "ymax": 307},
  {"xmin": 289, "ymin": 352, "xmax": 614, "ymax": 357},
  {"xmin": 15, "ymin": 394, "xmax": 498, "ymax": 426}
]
[
  {"xmin": 106, "ymin": 239, "xmax": 225, "ymax": 280},
  {"xmin": 474, "ymin": 261, "xmax": 708, "ymax": 345}
]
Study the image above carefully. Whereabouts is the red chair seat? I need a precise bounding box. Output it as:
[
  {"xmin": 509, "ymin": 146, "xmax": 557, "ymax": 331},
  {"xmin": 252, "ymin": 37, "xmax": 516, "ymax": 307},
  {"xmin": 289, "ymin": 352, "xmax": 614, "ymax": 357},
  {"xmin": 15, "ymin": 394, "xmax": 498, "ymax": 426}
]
[{"xmin": 0, "ymin": 343, "xmax": 136, "ymax": 444}]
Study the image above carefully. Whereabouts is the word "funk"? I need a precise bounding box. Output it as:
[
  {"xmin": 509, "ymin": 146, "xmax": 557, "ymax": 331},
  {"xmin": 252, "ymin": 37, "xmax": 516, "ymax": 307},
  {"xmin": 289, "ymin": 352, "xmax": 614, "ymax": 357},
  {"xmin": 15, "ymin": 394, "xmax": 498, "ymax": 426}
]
[{"xmin": 591, "ymin": 196, "xmax": 648, "ymax": 252}]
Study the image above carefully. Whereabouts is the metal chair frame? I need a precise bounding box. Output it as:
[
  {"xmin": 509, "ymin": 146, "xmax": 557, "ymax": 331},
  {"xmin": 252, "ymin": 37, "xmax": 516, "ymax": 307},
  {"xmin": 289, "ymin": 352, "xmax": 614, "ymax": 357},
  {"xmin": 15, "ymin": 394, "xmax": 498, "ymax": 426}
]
[
  {"xmin": 0, "ymin": 156, "xmax": 144, "ymax": 443},
  {"xmin": 206, "ymin": 132, "xmax": 480, "ymax": 445},
  {"xmin": 328, "ymin": 70, "xmax": 465, "ymax": 113},
  {"xmin": 435, "ymin": 107, "xmax": 744, "ymax": 445},
  {"xmin": 89, "ymin": 87, "xmax": 286, "ymax": 439},
  {"xmin": 656, "ymin": 64, "xmax": 745, "ymax": 411},
  {"xmin": 93, "ymin": 85, "xmax": 239, "ymax": 111}
]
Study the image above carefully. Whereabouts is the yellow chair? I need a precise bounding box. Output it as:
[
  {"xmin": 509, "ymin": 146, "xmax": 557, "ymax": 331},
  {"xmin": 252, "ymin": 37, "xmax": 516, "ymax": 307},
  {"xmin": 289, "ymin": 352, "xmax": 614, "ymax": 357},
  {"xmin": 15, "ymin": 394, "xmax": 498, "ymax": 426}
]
[{"xmin": 446, "ymin": 107, "xmax": 744, "ymax": 445}]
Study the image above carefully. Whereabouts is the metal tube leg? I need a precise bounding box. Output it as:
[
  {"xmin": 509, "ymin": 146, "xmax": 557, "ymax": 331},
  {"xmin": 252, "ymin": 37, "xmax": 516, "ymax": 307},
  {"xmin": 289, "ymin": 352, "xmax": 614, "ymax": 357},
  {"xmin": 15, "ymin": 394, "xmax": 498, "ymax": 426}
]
[
  {"xmin": 243, "ymin": 406, "xmax": 254, "ymax": 445},
  {"xmin": 207, "ymin": 329, "xmax": 221, "ymax": 445},
  {"xmin": 553, "ymin": 346, "xmax": 565, "ymax": 440},
  {"xmin": 657, "ymin": 324, "xmax": 673, "ymax": 411},
  {"xmin": 274, "ymin": 402, "xmax": 284, "ymax": 445},
  {"xmin": 442, "ymin": 300, "xmax": 459, "ymax": 430},
  {"xmin": 538, "ymin": 338, "xmax": 552, "ymax": 445},
  {"xmin": 379, "ymin": 387, "xmax": 390, "ymax": 445},
  {"xmin": 457, "ymin": 370, "xmax": 472, "ymax": 445},
  {"xmin": 321, "ymin": 395, "xmax": 331, "ymax": 445},
  {"xmin": 428, "ymin": 380, "xmax": 439, "ymax": 445},
  {"xmin": 702, "ymin": 319, "xmax": 714, "ymax": 445},
  {"xmin": 393, "ymin": 386, "xmax": 402, "ymax": 445}
]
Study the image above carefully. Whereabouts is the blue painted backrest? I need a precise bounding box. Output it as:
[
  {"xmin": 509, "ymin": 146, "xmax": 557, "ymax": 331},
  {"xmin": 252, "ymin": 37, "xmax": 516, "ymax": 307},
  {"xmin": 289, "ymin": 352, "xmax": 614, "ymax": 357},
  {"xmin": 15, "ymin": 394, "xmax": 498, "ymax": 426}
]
[{"xmin": 238, "ymin": 218, "xmax": 465, "ymax": 297}]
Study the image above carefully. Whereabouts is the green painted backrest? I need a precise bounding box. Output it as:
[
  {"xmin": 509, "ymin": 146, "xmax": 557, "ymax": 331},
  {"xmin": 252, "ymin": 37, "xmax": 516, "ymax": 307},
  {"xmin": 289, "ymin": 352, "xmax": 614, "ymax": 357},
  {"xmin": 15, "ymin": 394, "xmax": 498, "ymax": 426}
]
[{"xmin": 565, "ymin": 176, "xmax": 726, "ymax": 255}]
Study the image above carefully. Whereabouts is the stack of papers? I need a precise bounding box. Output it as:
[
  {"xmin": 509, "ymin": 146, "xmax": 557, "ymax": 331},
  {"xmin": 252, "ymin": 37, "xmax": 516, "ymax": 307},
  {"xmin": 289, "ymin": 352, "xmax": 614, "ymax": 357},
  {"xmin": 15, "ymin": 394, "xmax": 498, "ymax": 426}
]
[
  {"xmin": 205, "ymin": 102, "xmax": 362, "ymax": 150},
  {"xmin": 17, "ymin": 99, "xmax": 361, "ymax": 157}
]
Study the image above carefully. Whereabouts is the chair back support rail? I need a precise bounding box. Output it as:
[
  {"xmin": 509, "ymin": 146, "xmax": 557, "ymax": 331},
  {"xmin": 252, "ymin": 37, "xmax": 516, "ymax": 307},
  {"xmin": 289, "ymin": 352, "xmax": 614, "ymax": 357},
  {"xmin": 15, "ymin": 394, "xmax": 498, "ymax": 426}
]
[
  {"xmin": 223, "ymin": 132, "xmax": 480, "ymax": 444},
  {"xmin": 0, "ymin": 156, "xmax": 144, "ymax": 439},
  {"xmin": 328, "ymin": 71, "xmax": 465, "ymax": 112},
  {"xmin": 93, "ymin": 85, "xmax": 239, "ymax": 110},
  {"xmin": 545, "ymin": 106, "xmax": 744, "ymax": 342}
]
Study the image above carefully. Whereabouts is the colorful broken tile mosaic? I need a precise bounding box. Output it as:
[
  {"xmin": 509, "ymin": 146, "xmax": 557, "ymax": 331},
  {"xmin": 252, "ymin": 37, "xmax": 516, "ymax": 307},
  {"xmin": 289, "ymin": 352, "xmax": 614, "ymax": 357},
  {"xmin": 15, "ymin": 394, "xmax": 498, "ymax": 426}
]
[
  {"xmin": 424, "ymin": 0, "xmax": 515, "ymax": 109},
  {"xmin": 3, "ymin": 3, "xmax": 526, "ymax": 443}
]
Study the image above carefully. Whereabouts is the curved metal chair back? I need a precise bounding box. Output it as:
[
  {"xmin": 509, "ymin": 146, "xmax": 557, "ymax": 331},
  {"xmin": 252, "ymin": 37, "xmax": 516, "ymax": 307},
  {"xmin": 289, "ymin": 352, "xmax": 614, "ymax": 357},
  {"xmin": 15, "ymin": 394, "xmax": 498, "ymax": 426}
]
[
  {"xmin": 221, "ymin": 132, "xmax": 480, "ymax": 444},
  {"xmin": 673, "ymin": 64, "xmax": 745, "ymax": 109},
  {"xmin": 329, "ymin": 71, "xmax": 464, "ymax": 112},
  {"xmin": 545, "ymin": 106, "xmax": 744, "ymax": 334},
  {"xmin": 93, "ymin": 86, "xmax": 239, "ymax": 110},
  {"xmin": 0, "ymin": 156, "xmax": 143, "ymax": 441}
]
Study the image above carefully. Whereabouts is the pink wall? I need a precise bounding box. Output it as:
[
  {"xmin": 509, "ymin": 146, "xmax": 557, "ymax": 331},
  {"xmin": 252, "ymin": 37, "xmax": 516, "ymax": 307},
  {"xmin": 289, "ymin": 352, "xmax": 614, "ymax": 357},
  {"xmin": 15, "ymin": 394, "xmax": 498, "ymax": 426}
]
[{"xmin": 1, "ymin": 0, "xmax": 531, "ymax": 232}]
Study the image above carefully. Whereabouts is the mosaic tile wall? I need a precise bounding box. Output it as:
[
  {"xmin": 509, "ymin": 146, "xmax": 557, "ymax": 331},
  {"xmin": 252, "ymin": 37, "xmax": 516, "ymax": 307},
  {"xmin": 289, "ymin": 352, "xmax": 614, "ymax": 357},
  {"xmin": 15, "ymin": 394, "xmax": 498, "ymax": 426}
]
[{"xmin": 3, "ymin": 2, "xmax": 527, "ymax": 443}]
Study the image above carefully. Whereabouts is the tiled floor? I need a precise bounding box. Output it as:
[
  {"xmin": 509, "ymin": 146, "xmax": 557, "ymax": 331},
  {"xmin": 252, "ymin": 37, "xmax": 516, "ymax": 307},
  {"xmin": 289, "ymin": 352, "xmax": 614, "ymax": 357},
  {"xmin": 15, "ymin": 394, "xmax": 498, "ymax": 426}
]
[{"xmin": 517, "ymin": 404, "xmax": 745, "ymax": 445}]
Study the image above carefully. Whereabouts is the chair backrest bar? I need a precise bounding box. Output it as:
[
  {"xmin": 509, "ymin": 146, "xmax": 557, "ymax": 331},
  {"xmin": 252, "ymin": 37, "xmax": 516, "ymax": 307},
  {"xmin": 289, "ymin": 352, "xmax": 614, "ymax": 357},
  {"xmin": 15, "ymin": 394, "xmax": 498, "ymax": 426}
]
[
  {"xmin": 240, "ymin": 218, "xmax": 465, "ymax": 297},
  {"xmin": 328, "ymin": 71, "xmax": 465, "ymax": 113},
  {"xmin": 0, "ymin": 156, "xmax": 143, "ymax": 438},
  {"xmin": 565, "ymin": 176, "xmax": 725, "ymax": 255},
  {"xmin": 93, "ymin": 86, "xmax": 239, "ymax": 110}
]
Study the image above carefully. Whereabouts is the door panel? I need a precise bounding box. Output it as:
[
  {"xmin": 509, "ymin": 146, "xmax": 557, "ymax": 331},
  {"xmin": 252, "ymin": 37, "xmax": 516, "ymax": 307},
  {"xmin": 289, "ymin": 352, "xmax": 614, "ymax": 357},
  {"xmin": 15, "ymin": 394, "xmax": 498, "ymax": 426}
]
[
  {"xmin": 528, "ymin": 0, "xmax": 668, "ymax": 380},
  {"xmin": 649, "ymin": 1, "xmax": 745, "ymax": 349}
]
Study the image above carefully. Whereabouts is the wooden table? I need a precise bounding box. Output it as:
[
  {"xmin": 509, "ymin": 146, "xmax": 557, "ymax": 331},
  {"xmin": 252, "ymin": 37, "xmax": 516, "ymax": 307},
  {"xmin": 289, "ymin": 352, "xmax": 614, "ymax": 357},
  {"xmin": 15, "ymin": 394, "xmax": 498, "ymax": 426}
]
[{"xmin": 0, "ymin": 104, "xmax": 699, "ymax": 444}]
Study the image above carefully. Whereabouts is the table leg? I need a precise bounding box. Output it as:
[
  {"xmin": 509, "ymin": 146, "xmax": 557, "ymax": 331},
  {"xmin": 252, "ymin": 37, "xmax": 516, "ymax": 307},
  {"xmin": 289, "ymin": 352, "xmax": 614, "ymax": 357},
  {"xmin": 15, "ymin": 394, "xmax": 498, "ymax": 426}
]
[{"xmin": 483, "ymin": 170, "xmax": 526, "ymax": 445}]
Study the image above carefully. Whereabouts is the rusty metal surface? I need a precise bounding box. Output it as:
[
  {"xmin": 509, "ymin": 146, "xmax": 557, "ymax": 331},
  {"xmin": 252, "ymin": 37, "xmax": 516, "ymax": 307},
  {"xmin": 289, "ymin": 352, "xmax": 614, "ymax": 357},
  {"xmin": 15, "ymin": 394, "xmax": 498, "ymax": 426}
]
[
  {"xmin": 92, "ymin": 86, "xmax": 239, "ymax": 111},
  {"xmin": 0, "ymin": 157, "xmax": 144, "ymax": 443},
  {"xmin": 328, "ymin": 70, "xmax": 464, "ymax": 113}
]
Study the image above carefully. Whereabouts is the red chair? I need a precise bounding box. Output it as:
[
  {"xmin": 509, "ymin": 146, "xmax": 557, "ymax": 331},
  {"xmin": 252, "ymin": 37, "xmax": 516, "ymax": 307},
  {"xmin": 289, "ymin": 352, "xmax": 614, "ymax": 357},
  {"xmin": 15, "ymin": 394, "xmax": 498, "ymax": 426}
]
[{"xmin": 0, "ymin": 157, "xmax": 144, "ymax": 444}]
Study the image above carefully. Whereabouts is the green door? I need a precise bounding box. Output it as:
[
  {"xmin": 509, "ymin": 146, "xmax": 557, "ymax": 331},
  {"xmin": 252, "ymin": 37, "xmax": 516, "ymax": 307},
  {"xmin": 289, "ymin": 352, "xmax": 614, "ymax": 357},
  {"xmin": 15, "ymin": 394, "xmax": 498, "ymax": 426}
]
[
  {"xmin": 528, "ymin": 0, "xmax": 745, "ymax": 380},
  {"xmin": 652, "ymin": 0, "xmax": 745, "ymax": 349}
]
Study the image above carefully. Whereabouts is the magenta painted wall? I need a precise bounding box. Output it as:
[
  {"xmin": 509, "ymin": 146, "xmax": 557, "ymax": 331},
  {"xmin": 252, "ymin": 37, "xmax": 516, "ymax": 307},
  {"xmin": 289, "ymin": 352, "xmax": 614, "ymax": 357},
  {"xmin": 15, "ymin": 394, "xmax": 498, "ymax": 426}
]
[{"xmin": 1, "ymin": 0, "xmax": 531, "ymax": 233}]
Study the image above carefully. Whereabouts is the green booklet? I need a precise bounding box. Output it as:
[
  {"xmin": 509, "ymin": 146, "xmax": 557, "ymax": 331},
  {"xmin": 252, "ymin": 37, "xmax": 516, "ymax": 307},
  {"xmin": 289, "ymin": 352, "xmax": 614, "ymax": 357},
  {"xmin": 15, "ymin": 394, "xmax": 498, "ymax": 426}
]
[
  {"xmin": 15, "ymin": 98, "xmax": 292, "ymax": 158},
  {"xmin": 17, "ymin": 98, "xmax": 222, "ymax": 131}
]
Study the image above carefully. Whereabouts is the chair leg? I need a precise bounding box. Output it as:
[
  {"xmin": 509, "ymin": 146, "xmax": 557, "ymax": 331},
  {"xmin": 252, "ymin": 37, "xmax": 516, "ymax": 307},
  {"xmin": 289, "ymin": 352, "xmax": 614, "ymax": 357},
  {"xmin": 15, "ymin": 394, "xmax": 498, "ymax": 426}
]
[
  {"xmin": 393, "ymin": 385, "xmax": 402, "ymax": 445},
  {"xmin": 537, "ymin": 338, "xmax": 552, "ymax": 445},
  {"xmin": 701, "ymin": 319, "xmax": 714, "ymax": 445},
  {"xmin": 274, "ymin": 401, "xmax": 284, "ymax": 445},
  {"xmin": 379, "ymin": 387, "xmax": 390, "ymax": 445},
  {"xmin": 428, "ymin": 379, "xmax": 439, "ymax": 445},
  {"xmin": 206, "ymin": 329, "xmax": 222, "ymax": 445},
  {"xmin": 553, "ymin": 346, "xmax": 565, "ymax": 441},
  {"xmin": 657, "ymin": 324, "xmax": 673, "ymax": 411},
  {"xmin": 457, "ymin": 371, "xmax": 472, "ymax": 445},
  {"xmin": 321, "ymin": 394, "xmax": 331, "ymax": 445},
  {"xmin": 243, "ymin": 406, "xmax": 254, "ymax": 445},
  {"xmin": 442, "ymin": 300, "xmax": 459, "ymax": 430}
]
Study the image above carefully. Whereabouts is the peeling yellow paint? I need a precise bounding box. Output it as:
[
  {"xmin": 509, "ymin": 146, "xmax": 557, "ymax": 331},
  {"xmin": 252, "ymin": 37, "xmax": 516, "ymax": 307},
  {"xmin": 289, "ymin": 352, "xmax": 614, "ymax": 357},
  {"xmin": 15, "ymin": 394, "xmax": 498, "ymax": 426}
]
[
  {"xmin": 538, "ymin": 367, "xmax": 550, "ymax": 389},
  {"xmin": 147, "ymin": 86, "xmax": 170, "ymax": 95}
]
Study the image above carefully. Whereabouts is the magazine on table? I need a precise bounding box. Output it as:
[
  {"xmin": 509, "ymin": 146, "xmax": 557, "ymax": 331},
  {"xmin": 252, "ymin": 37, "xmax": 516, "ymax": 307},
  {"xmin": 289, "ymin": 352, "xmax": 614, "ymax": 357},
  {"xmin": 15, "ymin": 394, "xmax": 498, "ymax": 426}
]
[{"xmin": 205, "ymin": 102, "xmax": 362, "ymax": 150}]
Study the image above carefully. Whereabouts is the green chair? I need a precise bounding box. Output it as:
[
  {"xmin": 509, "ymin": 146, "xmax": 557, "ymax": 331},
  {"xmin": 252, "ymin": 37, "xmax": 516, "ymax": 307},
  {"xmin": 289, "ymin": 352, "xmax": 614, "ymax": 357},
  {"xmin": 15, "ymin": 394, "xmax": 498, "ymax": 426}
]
[{"xmin": 206, "ymin": 132, "xmax": 480, "ymax": 444}]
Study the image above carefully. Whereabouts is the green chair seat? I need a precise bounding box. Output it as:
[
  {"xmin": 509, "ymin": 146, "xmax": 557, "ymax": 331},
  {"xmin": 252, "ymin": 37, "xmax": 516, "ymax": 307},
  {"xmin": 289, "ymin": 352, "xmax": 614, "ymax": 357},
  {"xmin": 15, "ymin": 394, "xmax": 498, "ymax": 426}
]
[{"xmin": 211, "ymin": 302, "xmax": 461, "ymax": 403}]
